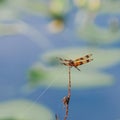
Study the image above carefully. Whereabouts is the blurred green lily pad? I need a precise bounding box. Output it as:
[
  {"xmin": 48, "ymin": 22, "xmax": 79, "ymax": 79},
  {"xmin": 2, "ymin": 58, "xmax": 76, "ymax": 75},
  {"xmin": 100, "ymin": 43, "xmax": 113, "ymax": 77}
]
[
  {"xmin": 0, "ymin": 99, "xmax": 53, "ymax": 120},
  {"xmin": 27, "ymin": 63, "xmax": 49, "ymax": 87}
]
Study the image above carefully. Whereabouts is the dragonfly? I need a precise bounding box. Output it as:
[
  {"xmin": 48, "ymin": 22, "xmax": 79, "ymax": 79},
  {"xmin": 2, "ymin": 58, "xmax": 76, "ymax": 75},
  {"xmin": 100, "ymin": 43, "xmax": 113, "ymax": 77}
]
[{"xmin": 58, "ymin": 54, "xmax": 93, "ymax": 71}]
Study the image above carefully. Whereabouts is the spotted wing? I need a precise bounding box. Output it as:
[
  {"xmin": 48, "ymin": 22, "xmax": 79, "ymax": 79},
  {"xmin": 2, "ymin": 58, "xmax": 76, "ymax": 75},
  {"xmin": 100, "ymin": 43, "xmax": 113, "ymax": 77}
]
[
  {"xmin": 57, "ymin": 57, "xmax": 70, "ymax": 66},
  {"xmin": 74, "ymin": 54, "xmax": 92, "ymax": 61},
  {"xmin": 73, "ymin": 54, "xmax": 93, "ymax": 67},
  {"xmin": 73, "ymin": 59, "xmax": 93, "ymax": 67}
]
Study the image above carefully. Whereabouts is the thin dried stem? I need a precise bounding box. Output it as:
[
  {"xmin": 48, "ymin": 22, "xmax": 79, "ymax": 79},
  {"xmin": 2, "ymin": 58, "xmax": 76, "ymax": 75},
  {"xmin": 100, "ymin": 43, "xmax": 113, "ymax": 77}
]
[
  {"xmin": 68, "ymin": 66, "xmax": 71, "ymax": 98},
  {"xmin": 63, "ymin": 66, "xmax": 71, "ymax": 120},
  {"xmin": 55, "ymin": 67, "xmax": 71, "ymax": 120}
]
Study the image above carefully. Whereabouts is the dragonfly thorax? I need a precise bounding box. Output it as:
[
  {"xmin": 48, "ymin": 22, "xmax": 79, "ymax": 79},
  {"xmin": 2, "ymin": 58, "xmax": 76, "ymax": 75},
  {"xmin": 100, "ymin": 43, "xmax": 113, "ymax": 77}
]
[{"xmin": 69, "ymin": 60, "xmax": 74, "ymax": 66}]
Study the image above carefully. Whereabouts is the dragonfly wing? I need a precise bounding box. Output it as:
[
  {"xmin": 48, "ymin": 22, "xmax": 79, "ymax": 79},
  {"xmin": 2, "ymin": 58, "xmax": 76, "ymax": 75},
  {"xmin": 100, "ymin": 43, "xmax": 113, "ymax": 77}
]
[
  {"xmin": 57, "ymin": 57, "xmax": 70, "ymax": 62},
  {"xmin": 75, "ymin": 54, "xmax": 92, "ymax": 61},
  {"xmin": 57, "ymin": 57, "xmax": 70, "ymax": 66},
  {"xmin": 73, "ymin": 58, "xmax": 93, "ymax": 67}
]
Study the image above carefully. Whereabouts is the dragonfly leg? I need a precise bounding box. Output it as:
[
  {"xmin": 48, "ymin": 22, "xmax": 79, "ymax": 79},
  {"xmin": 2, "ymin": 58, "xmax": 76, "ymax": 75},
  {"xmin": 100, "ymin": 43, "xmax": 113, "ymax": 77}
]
[{"xmin": 75, "ymin": 67, "xmax": 80, "ymax": 71}]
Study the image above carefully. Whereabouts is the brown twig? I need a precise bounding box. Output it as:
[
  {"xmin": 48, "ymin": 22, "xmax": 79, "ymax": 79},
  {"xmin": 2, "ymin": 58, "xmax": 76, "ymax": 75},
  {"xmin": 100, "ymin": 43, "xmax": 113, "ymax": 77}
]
[
  {"xmin": 62, "ymin": 66, "xmax": 71, "ymax": 120},
  {"xmin": 55, "ymin": 67, "xmax": 72, "ymax": 120},
  {"xmin": 68, "ymin": 66, "xmax": 71, "ymax": 98}
]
